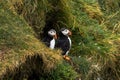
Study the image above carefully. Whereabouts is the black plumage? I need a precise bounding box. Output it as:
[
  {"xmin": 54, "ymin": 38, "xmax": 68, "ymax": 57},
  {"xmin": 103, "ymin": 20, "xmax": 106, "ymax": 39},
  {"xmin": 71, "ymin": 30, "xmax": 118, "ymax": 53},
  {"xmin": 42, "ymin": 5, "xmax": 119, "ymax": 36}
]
[
  {"xmin": 42, "ymin": 35, "xmax": 53, "ymax": 47},
  {"xmin": 56, "ymin": 28, "xmax": 72, "ymax": 55},
  {"xmin": 42, "ymin": 29, "xmax": 57, "ymax": 49}
]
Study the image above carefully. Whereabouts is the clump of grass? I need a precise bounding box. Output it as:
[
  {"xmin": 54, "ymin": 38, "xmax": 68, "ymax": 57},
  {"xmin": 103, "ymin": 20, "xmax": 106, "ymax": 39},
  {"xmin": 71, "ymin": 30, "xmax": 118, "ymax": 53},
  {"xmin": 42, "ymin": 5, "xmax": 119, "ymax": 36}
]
[
  {"xmin": 13, "ymin": 0, "xmax": 48, "ymax": 38},
  {"xmin": 69, "ymin": 0, "xmax": 120, "ymax": 80},
  {"xmin": 103, "ymin": 11, "xmax": 120, "ymax": 34},
  {"xmin": 40, "ymin": 0, "xmax": 73, "ymax": 38},
  {"xmin": 0, "ymin": 3, "xmax": 62, "ymax": 79},
  {"xmin": 11, "ymin": 0, "xmax": 73, "ymax": 38},
  {"xmin": 84, "ymin": 53, "xmax": 120, "ymax": 80},
  {"xmin": 39, "ymin": 61, "xmax": 78, "ymax": 80},
  {"xmin": 0, "ymin": 0, "xmax": 78, "ymax": 79},
  {"xmin": 98, "ymin": 0, "xmax": 120, "ymax": 13},
  {"xmin": 83, "ymin": 3, "xmax": 103, "ymax": 22}
]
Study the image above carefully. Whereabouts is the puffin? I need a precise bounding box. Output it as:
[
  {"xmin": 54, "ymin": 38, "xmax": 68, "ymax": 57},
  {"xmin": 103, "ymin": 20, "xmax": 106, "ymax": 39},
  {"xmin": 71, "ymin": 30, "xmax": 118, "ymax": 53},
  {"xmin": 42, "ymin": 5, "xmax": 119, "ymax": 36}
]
[
  {"xmin": 56, "ymin": 28, "xmax": 72, "ymax": 60},
  {"xmin": 42, "ymin": 29, "xmax": 57, "ymax": 49}
]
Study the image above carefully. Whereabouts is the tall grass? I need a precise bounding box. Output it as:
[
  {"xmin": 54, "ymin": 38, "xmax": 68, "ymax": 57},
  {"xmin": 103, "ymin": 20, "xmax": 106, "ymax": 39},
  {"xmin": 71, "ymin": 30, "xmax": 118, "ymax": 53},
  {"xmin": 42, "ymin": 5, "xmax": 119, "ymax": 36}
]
[
  {"xmin": 70, "ymin": 0, "xmax": 120, "ymax": 79},
  {"xmin": 12, "ymin": 0, "xmax": 73, "ymax": 39},
  {"xmin": 0, "ymin": 0, "xmax": 78, "ymax": 79},
  {"xmin": 0, "ymin": 1, "xmax": 61, "ymax": 79},
  {"xmin": 0, "ymin": 0, "xmax": 120, "ymax": 79}
]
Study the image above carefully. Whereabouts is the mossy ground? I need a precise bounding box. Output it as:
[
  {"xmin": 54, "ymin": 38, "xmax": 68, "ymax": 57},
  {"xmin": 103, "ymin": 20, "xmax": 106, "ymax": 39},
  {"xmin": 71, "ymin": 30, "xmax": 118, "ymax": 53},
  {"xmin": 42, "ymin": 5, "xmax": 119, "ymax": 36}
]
[
  {"xmin": 0, "ymin": 2, "xmax": 62, "ymax": 79},
  {"xmin": 0, "ymin": 0, "xmax": 120, "ymax": 80}
]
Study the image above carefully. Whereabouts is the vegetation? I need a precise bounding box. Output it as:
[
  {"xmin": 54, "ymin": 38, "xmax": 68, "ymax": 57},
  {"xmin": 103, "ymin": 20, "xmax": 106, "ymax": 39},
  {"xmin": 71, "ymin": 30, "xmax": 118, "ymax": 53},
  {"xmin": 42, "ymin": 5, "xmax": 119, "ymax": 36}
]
[{"xmin": 0, "ymin": 0, "xmax": 120, "ymax": 80}]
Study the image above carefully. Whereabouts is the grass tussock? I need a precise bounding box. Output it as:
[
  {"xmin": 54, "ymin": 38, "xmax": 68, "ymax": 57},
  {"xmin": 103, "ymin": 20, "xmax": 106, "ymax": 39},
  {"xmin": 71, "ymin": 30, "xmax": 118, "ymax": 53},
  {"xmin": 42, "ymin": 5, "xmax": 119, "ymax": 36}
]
[
  {"xmin": 70, "ymin": 0, "xmax": 120, "ymax": 79},
  {"xmin": 0, "ymin": 4, "xmax": 62, "ymax": 79},
  {"xmin": 10, "ymin": 0, "xmax": 73, "ymax": 38},
  {"xmin": 84, "ymin": 53, "xmax": 120, "ymax": 80},
  {"xmin": 83, "ymin": 3, "xmax": 103, "ymax": 23}
]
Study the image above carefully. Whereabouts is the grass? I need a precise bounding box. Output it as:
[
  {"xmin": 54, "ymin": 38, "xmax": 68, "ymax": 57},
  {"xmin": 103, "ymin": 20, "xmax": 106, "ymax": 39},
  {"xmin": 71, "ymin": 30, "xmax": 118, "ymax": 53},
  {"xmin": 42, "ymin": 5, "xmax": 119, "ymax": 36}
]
[
  {"xmin": 70, "ymin": 0, "xmax": 120, "ymax": 79},
  {"xmin": 0, "ymin": 0, "xmax": 120, "ymax": 80},
  {"xmin": 13, "ymin": 0, "xmax": 73, "ymax": 38},
  {"xmin": 0, "ymin": 1, "xmax": 78, "ymax": 80},
  {"xmin": 0, "ymin": 4, "xmax": 62, "ymax": 79}
]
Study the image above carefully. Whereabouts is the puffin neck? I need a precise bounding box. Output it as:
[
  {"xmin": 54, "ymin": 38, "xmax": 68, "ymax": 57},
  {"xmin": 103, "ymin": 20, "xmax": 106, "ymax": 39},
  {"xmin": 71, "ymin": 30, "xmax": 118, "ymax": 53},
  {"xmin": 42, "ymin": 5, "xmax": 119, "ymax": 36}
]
[
  {"xmin": 59, "ymin": 34, "xmax": 68, "ymax": 39},
  {"xmin": 47, "ymin": 35, "xmax": 54, "ymax": 39}
]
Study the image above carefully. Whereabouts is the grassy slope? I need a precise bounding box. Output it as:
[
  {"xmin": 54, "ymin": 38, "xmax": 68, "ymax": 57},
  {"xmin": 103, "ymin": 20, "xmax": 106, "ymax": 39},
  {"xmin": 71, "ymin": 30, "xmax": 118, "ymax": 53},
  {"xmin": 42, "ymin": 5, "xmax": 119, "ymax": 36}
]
[
  {"xmin": 0, "ymin": 0, "xmax": 119, "ymax": 80},
  {"xmin": 0, "ymin": 2, "xmax": 62, "ymax": 79},
  {"xmin": 70, "ymin": 0, "xmax": 120, "ymax": 79},
  {"xmin": 0, "ymin": 1, "xmax": 78, "ymax": 80}
]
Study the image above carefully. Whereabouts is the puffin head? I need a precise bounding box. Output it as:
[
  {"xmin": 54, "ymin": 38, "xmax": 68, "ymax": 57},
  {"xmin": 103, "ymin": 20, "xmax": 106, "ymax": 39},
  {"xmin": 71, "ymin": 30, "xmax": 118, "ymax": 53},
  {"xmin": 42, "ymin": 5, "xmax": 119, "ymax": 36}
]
[
  {"xmin": 48, "ymin": 29, "xmax": 57, "ymax": 39},
  {"xmin": 60, "ymin": 28, "xmax": 72, "ymax": 36}
]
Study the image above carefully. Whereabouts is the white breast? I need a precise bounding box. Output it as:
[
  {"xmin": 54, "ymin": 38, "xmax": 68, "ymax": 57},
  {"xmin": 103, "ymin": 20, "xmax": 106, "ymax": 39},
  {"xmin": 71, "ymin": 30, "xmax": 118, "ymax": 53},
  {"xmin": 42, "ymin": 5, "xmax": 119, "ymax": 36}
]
[
  {"xmin": 65, "ymin": 37, "xmax": 71, "ymax": 55},
  {"xmin": 68, "ymin": 37, "xmax": 71, "ymax": 48},
  {"xmin": 50, "ymin": 39, "xmax": 55, "ymax": 49}
]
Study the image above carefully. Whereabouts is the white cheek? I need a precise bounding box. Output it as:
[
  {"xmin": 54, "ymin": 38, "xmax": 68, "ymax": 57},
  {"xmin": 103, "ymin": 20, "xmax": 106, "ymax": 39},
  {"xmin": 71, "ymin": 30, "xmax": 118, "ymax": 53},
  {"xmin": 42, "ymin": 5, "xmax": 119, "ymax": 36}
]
[
  {"xmin": 62, "ymin": 30, "xmax": 69, "ymax": 35},
  {"xmin": 48, "ymin": 32, "xmax": 55, "ymax": 36},
  {"xmin": 51, "ymin": 33, "xmax": 55, "ymax": 36}
]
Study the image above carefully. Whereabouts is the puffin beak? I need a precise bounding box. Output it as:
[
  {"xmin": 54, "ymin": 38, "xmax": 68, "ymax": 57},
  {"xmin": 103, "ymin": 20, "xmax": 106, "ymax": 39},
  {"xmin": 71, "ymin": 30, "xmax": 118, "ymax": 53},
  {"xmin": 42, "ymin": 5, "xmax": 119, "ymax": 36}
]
[
  {"xmin": 54, "ymin": 34, "xmax": 57, "ymax": 39},
  {"xmin": 68, "ymin": 31, "xmax": 72, "ymax": 36}
]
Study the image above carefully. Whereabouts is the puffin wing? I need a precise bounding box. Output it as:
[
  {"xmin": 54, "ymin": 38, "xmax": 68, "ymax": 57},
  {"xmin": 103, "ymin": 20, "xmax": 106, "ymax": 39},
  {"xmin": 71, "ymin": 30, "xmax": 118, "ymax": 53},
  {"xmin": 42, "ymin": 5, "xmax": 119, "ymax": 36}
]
[
  {"xmin": 42, "ymin": 37, "xmax": 50, "ymax": 47},
  {"xmin": 56, "ymin": 39, "xmax": 70, "ymax": 55},
  {"xmin": 62, "ymin": 39, "xmax": 70, "ymax": 55}
]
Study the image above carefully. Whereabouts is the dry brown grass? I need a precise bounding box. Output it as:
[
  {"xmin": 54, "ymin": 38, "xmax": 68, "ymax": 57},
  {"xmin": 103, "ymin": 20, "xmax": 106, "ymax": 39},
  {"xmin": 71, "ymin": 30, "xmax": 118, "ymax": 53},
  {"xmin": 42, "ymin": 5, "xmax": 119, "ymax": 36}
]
[
  {"xmin": 0, "ymin": 35, "xmax": 62, "ymax": 79},
  {"xmin": 83, "ymin": 3, "xmax": 103, "ymax": 23},
  {"xmin": 0, "ymin": 1, "xmax": 62, "ymax": 78}
]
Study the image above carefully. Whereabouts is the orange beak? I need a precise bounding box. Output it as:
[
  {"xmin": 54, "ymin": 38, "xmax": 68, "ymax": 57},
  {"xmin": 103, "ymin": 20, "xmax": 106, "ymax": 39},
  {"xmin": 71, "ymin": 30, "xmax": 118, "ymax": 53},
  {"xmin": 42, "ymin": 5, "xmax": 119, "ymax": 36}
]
[
  {"xmin": 54, "ymin": 34, "xmax": 57, "ymax": 39},
  {"xmin": 68, "ymin": 31, "xmax": 72, "ymax": 36}
]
